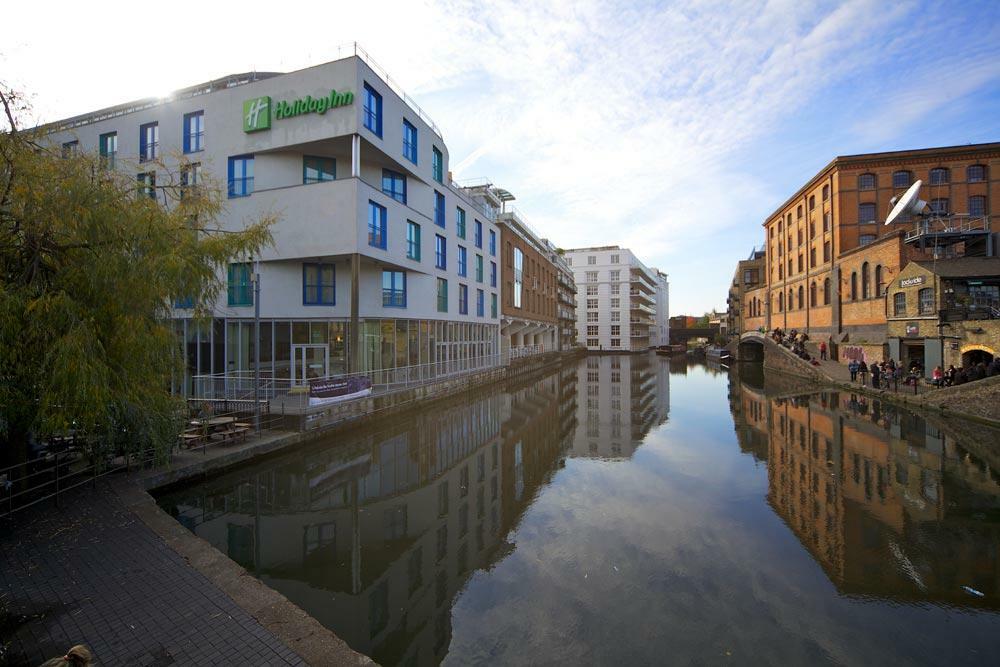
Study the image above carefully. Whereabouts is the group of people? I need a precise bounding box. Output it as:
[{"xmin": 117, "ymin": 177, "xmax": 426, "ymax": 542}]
[
  {"xmin": 771, "ymin": 328, "xmax": 814, "ymax": 362},
  {"xmin": 847, "ymin": 357, "xmax": 915, "ymax": 390},
  {"xmin": 930, "ymin": 358, "xmax": 1000, "ymax": 387}
]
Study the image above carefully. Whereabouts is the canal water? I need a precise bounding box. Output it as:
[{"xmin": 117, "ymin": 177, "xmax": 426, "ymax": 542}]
[{"xmin": 156, "ymin": 355, "xmax": 1000, "ymax": 665}]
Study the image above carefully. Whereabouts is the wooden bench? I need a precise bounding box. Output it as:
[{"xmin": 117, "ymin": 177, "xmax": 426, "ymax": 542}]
[{"xmin": 180, "ymin": 432, "xmax": 207, "ymax": 449}]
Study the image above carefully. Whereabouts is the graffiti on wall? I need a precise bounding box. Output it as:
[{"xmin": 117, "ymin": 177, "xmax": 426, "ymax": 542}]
[{"xmin": 840, "ymin": 345, "xmax": 868, "ymax": 363}]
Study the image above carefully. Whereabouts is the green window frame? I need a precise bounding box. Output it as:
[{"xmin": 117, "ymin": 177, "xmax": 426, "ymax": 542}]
[
  {"xmin": 407, "ymin": 221, "xmax": 421, "ymax": 261},
  {"xmin": 437, "ymin": 278, "xmax": 448, "ymax": 312},
  {"xmin": 228, "ymin": 263, "xmax": 253, "ymax": 306},
  {"xmin": 303, "ymin": 156, "xmax": 336, "ymax": 184}
]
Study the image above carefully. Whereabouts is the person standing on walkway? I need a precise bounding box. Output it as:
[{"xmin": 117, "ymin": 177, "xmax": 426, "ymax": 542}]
[
  {"xmin": 848, "ymin": 358, "xmax": 859, "ymax": 382},
  {"xmin": 871, "ymin": 363, "xmax": 881, "ymax": 389},
  {"xmin": 858, "ymin": 360, "xmax": 869, "ymax": 386},
  {"xmin": 819, "ymin": 340, "xmax": 827, "ymax": 361}
]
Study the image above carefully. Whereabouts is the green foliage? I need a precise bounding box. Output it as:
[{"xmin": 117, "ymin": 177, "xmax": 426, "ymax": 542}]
[{"xmin": 0, "ymin": 87, "xmax": 274, "ymax": 465}]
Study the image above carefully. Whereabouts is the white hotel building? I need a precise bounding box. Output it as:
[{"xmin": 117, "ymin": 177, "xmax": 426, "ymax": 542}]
[
  {"xmin": 42, "ymin": 51, "xmax": 502, "ymax": 393},
  {"xmin": 564, "ymin": 246, "xmax": 668, "ymax": 352}
]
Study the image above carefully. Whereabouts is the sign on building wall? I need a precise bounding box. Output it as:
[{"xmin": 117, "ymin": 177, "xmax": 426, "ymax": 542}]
[
  {"xmin": 900, "ymin": 276, "xmax": 925, "ymax": 288},
  {"xmin": 906, "ymin": 322, "xmax": 919, "ymax": 336},
  {"xmin": 243, "ymin": 89, "xmax": 354, "ymax": 133}
]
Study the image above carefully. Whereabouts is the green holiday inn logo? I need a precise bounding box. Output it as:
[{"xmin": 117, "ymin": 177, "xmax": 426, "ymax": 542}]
[
  {"xmin": 242, "ymin": 89, "xmax": 354, "ymax": 133},
  {"xmin": 243, "ymin": 96, "xmax": 271, "ymax": 132}
]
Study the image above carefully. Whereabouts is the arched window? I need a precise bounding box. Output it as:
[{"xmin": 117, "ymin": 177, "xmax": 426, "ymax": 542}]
[
  {"xmin": 967, "ymin": 164, "xmax": 986, "ymax": 183},
  {"xmin": 808, "ymin": 195, "xmax": 816, "ymax": 211},
  {"xmin": 892, "ymin": 170, "xmax": 912, "ymax": 189},
  {"xmin": 850, "ymin": 272, "xmax": 858, "ymax": 300},
  {"xmin": 823, "ymin": 277, "xmax": 830, "ymax": 305},
  {"xmin": 798, "ymin": 285, "xmax": 804, "ymax": 309},
  {"xmin": 778, "ymin": 292, "xmax": 784, "ymax": 312},
  {"xmin": 822, "ymin": 184, "xmax": 830, "ymax": 200},
  {"xmin": 788, "ymin": 289, "xmax": 794, "ymax": 310},
  {"xmin": 875, "ymin": 265, "xmax": 883, "ymax": 296},
  {"xmin": 918, "ymin": 287, "xmax": 935, "ymax": 315},
  {"xmin": 929, "ymin": 167, "xmax": 949, "ymax": 185},
  {"xmin": 858, "ymin": 173, "xmax": 876, "ymax": 190},
  {"xmin": 810, "ymin": 281, "xmax": 817, "ymax": 307},
  {"xmin": 861, "ymin": 262, "xmax": 870, "ymax": 299}
]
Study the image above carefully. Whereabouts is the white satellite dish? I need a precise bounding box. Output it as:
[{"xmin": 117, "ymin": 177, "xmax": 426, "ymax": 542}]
[{"xmin": 885, "ymin": 179, "xmax": 927, "ymax": 225}]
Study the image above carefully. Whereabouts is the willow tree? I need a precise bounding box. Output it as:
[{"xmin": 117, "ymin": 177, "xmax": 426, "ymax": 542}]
[{"xmin": 0, "ymin": 86, "xmax": 274, "ymax": 466}]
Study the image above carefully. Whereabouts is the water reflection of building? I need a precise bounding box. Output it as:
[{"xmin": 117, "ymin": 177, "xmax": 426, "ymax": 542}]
[
  {"xmin": 569, "ymin": 354, "xmax": 669, "ymax": 460},
  {"xmin": 731, "ymin": 379, "xmax": 1000, "ymax": 607},
  {"xmin": 160, "ymin": 371, "xmax": 571, "ymax": 665}
]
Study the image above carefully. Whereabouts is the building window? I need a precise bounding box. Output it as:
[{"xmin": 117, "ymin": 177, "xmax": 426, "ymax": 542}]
[
  {"xmin": 778, "ymin": 292, "xmax": 784, "ymax": 311},
  {"xmin": 402, "ymin": 119, "xmax": 418, "ymax": 163},
  {"xmin": 823, "ymin": 278, "xmax": 830, "ymax": 305},
  {"xmin": 929, "ymin": 167, "xmax": 949, "ymax": 185},
  {"xmin": 611, "ymin": 254, "xmax": 619, "ymax": 263},
  {"xmin": 437, "ymin": 278, "xmax": 448, "ymax": 312},
  {"xmin": 491, "ymin": 293, "xmax": 498, "ymax": 318},
  {"xmin": 368, "ymin": 201, "xmax": 387, "ymax": 249},
  {"xmin": 363, "ymin": 83, "xmax": 383, "ymax": 137},
  {"xmin": 850, "ymin": 272, "xmax": 858, "ymax": 300},
  {"xmin": 513, "ymin": 248, "xmax": 524, "ymax": 308},
  {"xmin": 861, "ymin": 262, "xmax": 870, "ymax": 299},
  {"xmin": 810, "ymin": 247, "xmax": 816, "ymax": 267},
  {"xmin": 860, "ymin": 234, "xmax": 876, "ymax": 246},
  {"xmin": 586, "ymin": 312, "xmax": 598, "ymax": 323},
  {"xmin": 432, "ymin": 147, "xmax": 443, "ymax": 183},
  {"xmin": 892, "ymin": 170, "xmax": 911, "ymax": 189},
  {"xmin": 227, "ymin": 263, "xmax": 253, "ymax": 306},
  {"xmin": 458, "ymin": 246, "xmax": 467, "ymax": 277},
  {"xmin": 611, "ymin": 297, "xmax": 620, "ymax": 309},
  {"xmin": 137, "ymin": 172, "xmax": 156, "ymax": 200},
  {"xmin": 490, "ymin": 261, "xmax": 497, "ymax": 287},
  {"xmin": 823, "ymin": 241, "xmax": 831, "ymax": 262},
  {"xmin": 587, "ymin": 299, "xmax": 598, "ymax": 309},
  {"xmin": 587, "ymin": 325, "xmax": 599, "ymax": 336},
  {"xmin": 476, "ymin": 289, "xmax": 485, "ymax": 317},
  {"xmin": 967, "ymin": 164, "xmax": 986, "ymax": 182},
  {"xmin": 587, "ymin": 256, "xmax": 596, "ymax": 265},
  {"xmin": 797, "ymin": 285, "xmax": 804, "ymax": 309},
  {"xmin": 797, "ymin": 205, "xmax": 803, "ymax": 219},
  {"xmin": 918, "ymin": 287, "xmax": 934, "ymax": 315},
  {"xmin": 809, "ymin": 195, "xmax": 816, "ymax": 210},
  {"xmin": 459, "ymin": 284, "xmax": 468, "ymax": 314},
  {"xmin": 489, "ymin": 229, "xmax": 496, "ymax": 256},
  {"xmin": 893, "ymin": 292, "xmax": 906, "ymax": 316},
  {"xmin": 303, "ymin": 156, "xmax": 336, "ymax": 183},
  {"xmin": 227, "ymin": 155, "xmax": 254, "ymax": 197},
  {"xmin": 475, "ymin": 255, "xmax": 484, "ymax": 283},
  {"xmin": 969, "ymin": 195, "xmax": 986, "ymax": 217},
  {"xmin": 98, "ymin": 132, "xmax": 117, "ymax": 169},
  {"xmin": 823, "ymin": 212, "xmax": 831, "ymax": 231},
  {"xmin": 61, "ymin": 140, "xmax": 78, "ymax": 158},
  {"xmin": 139, "ymin": 122, "xmax": 158, "ymax": 162},
  {"xmin": 183, "ymin": 111, "xmax": 204, "ymax": 153},
  {"xmin": 456, "ymin": 207, "xmax": 466, "ymax": 238},
  {"xmin": 858, "ymin": 202, "xmax": 876, "ymax": 224},
  {"xmin": 611, "ymin": 311, "xmax": 620, "ymax": 321},
  {"xmin": 407, "ymin": 221, "xmax": 421, "ymax": 261},
  {"xmin": 382, "ymin": 271, "xmax": 407, "ymax": 307},
  {"xmin": 875, "ymin": 265, "xmax": 883, "ymax": 296},
  {"xmin": 180, "ymin": 162, "xmax": 202, "ymax": 197},
  {"xmin": 611, "ymin": 325, "xmax": 620, "ymax": 336},
  {"xmin": 797, "ymin": 254, "xmax": 804, "ymax": 273},
  {"xmin": 303, "ymin": 263, "xmax": 335, "ymax": 305},
  {"xmin": 858, "ymin": 173, "xmax": 875, "ymax": 190},
  {"xmin": 586, "ymin": 271, "xmax": 598, "ymax": 282},
  {"xmin": 474, "ymin": 221, "xmax": 483, "ymax": 248},
  {"xmin": 930, "ymin": 198, "xmax": 949, "ymax": 216},
  {"xmin": 586, "ymin": 285, "xmax": 598, "ymax": 296},
  {"xmin": 435, "ymin": 235, "xmax": 447, "ymax": 270},
  {"xmin": 382, "ymin": 169, "xmax": 406, "ymax": 204},
  {"xmin": 435, "ymin": 191, "xmax": 445, "ymax": 227},
  {"xmin": 822, "ymin": 184, "xmax": 830, "ymax": 200},
  {"xmin": 809, "ymin": 281, "xmax": 817, "ymax": 307}
]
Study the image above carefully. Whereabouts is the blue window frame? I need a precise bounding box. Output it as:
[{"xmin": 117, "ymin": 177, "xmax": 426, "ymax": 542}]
[
  {"xmin": 139, "ymin": 122, "xmax": 158, "ymax": 162},
  {"xmin": 99, "ymin": 132, "xmax": 117, "ymax": 169},
  {"xmin": 227, "ymin": 263, "xmax": 253, "ymax": 306},
  {"xmin": 174, "ymin": 296, "xmax": 194, "ymax": 309},
  {"xmin": 456, "ymin": 207, "xmax": 466, "ymax": 238},
  {"xmin": 476, "ymin": 289, "xmax": 484, "ymax": 317},
  {"xmin": 403, "ymin": 119, "xmax": 418, "ymax": 164},
  {"xmin": 382, "ymin": 270, "xmax": 406, "ymax": 307},
  {"xmin": 434, "ymin": 190, "xmax": 445, "ymax": 227},
  {"xmin": 407, "ymin": 220, "xmax": 421, "ymax": 261},
  {"xmin": 382, "ymin": 169, "xmax": 406, "ymax": 204},
  {"xmin": 363, "ymin": 83, "xmax": 383, "ymax": 137},
  {"xmin": 458, "ymin": 246, "xmax": 467, "ymax": 277},
  {"xmin": 475, "ymin": 255, "xmax": 484, "ymax": 283},
  {"xmin": 474, "ymin": 220, "xmax": 483, "ymax": 248},
  {"xmin": 490, "ymin": 261, "xmax": 497, "ymax": 287},
  {"xmin": 303, "ymin": 263, "xmax": 335, "ymax": 305},
  {"xmin": 303, "ymin": 156, "xmax": 336, "ymax": 183},
  {"xmin": 435, "ymin": 235, "xmax": 447, "ymax": 270},
  {"xmin": 227, "ymin": 155, "xmax": 254, "ymax": 197},
  {"xmin": 137, "ymin": 172, "xmax": 156, "ymax": 199},
  {"xmin": 437, "ymin": 278, "xmax": 448, "ymax": 312},
  {"xmin": 491, "ymin": 293, "xmax": 497, "ymax": 318},
  {"xmin": 459, "ymin": 284, "xmax": 468, "ymax": 315},
  {"xmin": 183, "ymin": 111, "xmax": 204, "ymax": 153},
  {"xmin": 489, "ymin": 229, "xmax": 496, "ymax": 256},
  {"xmin": 368, "ymin": 201, "xmax": 387, "ymax": 249},
  {"xmin": 432, "ymin": 147, "xmax": 443, "ymax": 183}
]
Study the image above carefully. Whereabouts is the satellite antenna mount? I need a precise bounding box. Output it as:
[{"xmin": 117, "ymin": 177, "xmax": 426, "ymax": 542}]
[{"xmin": 885, "ymin": 179, "xmax": 927, "ymax": 225}]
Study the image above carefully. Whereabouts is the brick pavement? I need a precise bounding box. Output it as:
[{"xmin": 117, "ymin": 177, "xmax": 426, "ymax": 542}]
[{"xmin": 0, "ymin": 482, "xmax": 305, "ymax": 666}]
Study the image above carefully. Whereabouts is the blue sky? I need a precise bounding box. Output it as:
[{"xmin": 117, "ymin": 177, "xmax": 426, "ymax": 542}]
[{"xmin": 6, "ymin": 0, "xmax": 1000, "ymax": 314}]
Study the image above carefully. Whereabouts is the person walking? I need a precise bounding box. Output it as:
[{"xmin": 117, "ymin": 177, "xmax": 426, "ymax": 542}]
[
  {"xmin": 848, "ymin": 358, "xmax": 859, "ymax": 382},
  {"xmin": 819, "ymin": 340, "xmax": 827, "ymax": 361}
]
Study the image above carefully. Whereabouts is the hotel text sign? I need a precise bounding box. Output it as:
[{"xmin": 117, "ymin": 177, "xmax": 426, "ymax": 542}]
[{"xmin": 243, "ymin": 89, "xmax": 354, "ymax": 133}]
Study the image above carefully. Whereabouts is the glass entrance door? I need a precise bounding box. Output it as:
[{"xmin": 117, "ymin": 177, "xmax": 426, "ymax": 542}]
[{"xmin": 292, "ymin": 344, "xmax": 328, "ymax": 385}]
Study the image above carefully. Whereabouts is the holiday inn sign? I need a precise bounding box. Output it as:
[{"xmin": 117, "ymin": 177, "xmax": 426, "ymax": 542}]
[{"xmin": 243, "ymin": 89, "xmax": 355, "ymax": 132}]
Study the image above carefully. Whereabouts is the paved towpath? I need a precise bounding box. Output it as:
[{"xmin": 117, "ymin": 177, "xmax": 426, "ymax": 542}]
[{"xmin": 0, "ymin": 481, "xmax": 306, "ymax": 666}]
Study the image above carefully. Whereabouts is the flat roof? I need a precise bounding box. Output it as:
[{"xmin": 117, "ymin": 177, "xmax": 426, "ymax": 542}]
[{"xmin": 912, "ymin": 257, "xmax": 1000, "ymax": 278}]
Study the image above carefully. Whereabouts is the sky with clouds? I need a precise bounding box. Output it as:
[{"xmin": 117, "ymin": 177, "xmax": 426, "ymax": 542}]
[{"xmin": 5, "ymin": 0, "xmax": 1000, "ymax": 314}]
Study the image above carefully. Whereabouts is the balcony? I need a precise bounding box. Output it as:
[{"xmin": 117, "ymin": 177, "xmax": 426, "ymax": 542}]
[
  {"xmin": 629, "ymin": 290, "xmax": 654, "ymax": 306},
  {"xmin": 904, "ymin": 214, "xmax": 990, "ymax": 247}
]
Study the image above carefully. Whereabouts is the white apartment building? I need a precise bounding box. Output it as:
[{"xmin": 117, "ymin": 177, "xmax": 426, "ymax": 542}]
[
  {"xmin": 564, "ymin": 246, "xmax": 665, "ymax": 352},
  {"xmin": 41, "ymin": 49, "xmax": 502, "ymax": 393},
  {"xmin": 651, "ymin": 269, "xmax": 671, "ymax": 347}
]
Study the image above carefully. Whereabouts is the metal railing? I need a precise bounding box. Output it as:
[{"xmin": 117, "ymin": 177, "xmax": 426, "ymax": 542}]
[{"xmin": 904, "ymin": 214, "xmax": 990, "ymax": 242}]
